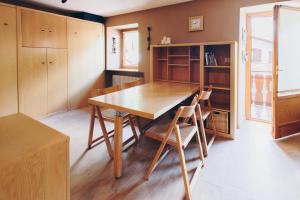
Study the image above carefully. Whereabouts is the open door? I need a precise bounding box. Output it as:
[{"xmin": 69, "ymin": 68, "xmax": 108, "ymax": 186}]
[{"xmin": 273, "ymin": 5, "xmax": 300, "ymax": 139}]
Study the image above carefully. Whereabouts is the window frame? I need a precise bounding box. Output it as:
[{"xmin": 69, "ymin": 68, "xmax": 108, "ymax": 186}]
[{"xmin": 121, "ymin": 28, "xmax": 139, "ymax": 69}]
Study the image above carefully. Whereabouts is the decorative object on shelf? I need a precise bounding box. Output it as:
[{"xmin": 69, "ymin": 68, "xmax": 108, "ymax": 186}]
[
  {"xmin": 161, "ymin": 36, "xmax": 171, "ymax": 45},
  {"xmin": 112, "ymin": 37, "xmax": 116, "ymax": 54},
  {"xmin": 204, "ymin": 52, "xmax": 218, "ymax": 66},
  {"xmin": 189, "ymin": 16, "xmax": 204, "ymax": 31},
  {"xmin": 147, "ymin": 26, "xmax": 151, "ymax": 51}
]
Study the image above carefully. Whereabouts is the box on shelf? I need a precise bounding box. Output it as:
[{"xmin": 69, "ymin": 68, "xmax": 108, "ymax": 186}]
[{"xmin": 206, "ymin": 110, "xmax": 229, "ymax": 134}]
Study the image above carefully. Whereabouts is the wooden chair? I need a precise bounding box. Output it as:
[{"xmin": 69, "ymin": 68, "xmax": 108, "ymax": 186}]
[
  {"xmin": 122, "ymin": 79, "xmax": 145, "ymax": 89},
  {"xmin": 195, "ymin": 85, "xmax": 217, "ymax": 156},
  {"xmin": 144, "ymin": 95, "xmax": 205, "ymax": 200},
  {"xmin": 88, "ymin": 85, "xmax": 139, "ymax": 158}
]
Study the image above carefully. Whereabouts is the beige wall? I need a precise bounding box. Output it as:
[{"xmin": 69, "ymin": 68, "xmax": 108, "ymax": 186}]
[{"xmin": 106, "ymin": 0, "xmax": 282, "ymax": 81}]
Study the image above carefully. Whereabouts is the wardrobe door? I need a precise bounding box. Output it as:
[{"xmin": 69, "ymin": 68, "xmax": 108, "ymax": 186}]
[
  {"xmin": 47, "ymin": 15, "xmax": 67, "ymax": 48},
  {"xmin": 21, "ymin": 9, "xmax": 67, "ymax": 48},
  {"xmin": 19, "ymin": 48, "xmax": 47, "ymax": 118},
  {"xmin": 21, "ymin": 9, "xmax": 48, "ymax": 47},
  {"xmin": 47, "ymin": 49, "xmax": 68, "ymax": 114},
  {"xmin": 0, "ymin": 5, "xmax": 18, "ymax": 117},
  {"xmin": 68, "ymin": 18, "xmax": 105, "ymax": 109}
]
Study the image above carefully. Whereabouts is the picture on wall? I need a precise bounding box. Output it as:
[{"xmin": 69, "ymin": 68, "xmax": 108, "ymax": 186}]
[{"xmin": 189, "ymin": 16, "xmax": 204, "ymax": 31}]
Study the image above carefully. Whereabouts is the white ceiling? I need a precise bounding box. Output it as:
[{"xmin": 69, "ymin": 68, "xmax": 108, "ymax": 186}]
[{"xmin": 22, "ymin": 0, "xmax": 193, "ymax": 17}]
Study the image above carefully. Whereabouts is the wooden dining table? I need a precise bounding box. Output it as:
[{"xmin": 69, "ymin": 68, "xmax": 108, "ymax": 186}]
[{"xmin": 88, "ymin": 81, "xmax": 199, "ymax": 178}]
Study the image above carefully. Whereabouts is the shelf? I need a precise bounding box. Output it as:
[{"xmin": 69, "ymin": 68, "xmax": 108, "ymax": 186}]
[
  {"xmin": 190, "ymin": 81, "xmax": 200, "ymax": 84},
  {"xmin": 156, "ymin": 79, "xmax": 169, "ymax": 82},
  {"xmin": 152, "ymin": 43, "xmax": 235, "ymax": 139},
  {"xmin": 168, "ymin": 64, "xmax": 189, "ymax": 67},
  {"xmin": 168, "ymin": 55, "xmax": 189, "ymax": 57},
  {"xmin": 205, "ymin": 85, "xmax": 230, "ymax": 91},
  {"xmin": 211, "ymin": 105, "xmax": 230, "ymax": 112},
  {"xmin": 164, "ymin": 80, "xmax": 198, "ymax": 85},
  {"xmin": 204, "ymin": 66, "xmax": 230, "ymax": 69}
]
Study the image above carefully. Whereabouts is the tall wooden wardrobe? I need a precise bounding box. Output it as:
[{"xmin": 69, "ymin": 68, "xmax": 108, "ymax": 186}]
[
  {"xmin": 0, "ymin": 4, "xmax": 18, "ymax": 117},
  {"xmin": 18, "ymin": 8, "xmax": 68, "ymax": 118},
  {"xmin": 0, "ymin": 3, "xmax": 105, "ymax": 119},
  {"xmin": 68, "ymin": 18, "xmax": 105, "ymax": 109}
]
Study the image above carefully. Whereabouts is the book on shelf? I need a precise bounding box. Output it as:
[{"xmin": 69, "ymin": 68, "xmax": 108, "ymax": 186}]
[{"xmin": 204, "ymin": 52, "xmax": 218, "ymax": 66}]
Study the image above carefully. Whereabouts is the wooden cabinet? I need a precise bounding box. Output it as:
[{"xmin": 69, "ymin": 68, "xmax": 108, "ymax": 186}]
[
  {"xmin": 0, "ymin": 5, "xmax": 18, "ymax": 117},
  {"xmin": 0, "ymin": 113, "xmax": 70, "ymax": 200},
  {"xmin": 47, "ymin": 14, "xmax": 67, "ymax": 48},
  {"xmin": 150, "ymin": 42, "xmax": 237, "ymax": 139},
  {"xmin": 47, "ymin": 49, "xmax": 68, "ymax": 114},
  {"xmin": 21, "ymin": 9, "xmax": 67, "ymax": 48},
  {"xmin": 19, "ymin": 48, "xmax": 68, "ymax": 118},
  {"xmin": 19, "ymin": 47, "xmax": 48, "ymax": 118},
  {"xmin": 68, "ymin": 18, "xmax": 105, "ymax": 109},
  {"xmin": 18, "ymin": 9, "xmax": 105, "ymax": 117}
]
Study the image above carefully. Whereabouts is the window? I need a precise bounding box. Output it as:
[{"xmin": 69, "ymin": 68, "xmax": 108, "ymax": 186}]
[
  {"xmin": 268, "ymin": 51, "xmax": 272, "ymax": 64},
  {"xmin": 122, "ymin": 30, "xmax": 139, "ymax": 68},
  {"xmin": 251, "ymin": 48, "xmax": 262, "ymax": 63}
]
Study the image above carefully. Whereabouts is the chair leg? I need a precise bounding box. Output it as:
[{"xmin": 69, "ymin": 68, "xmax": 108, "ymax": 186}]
[
  {"xmin": 88, "ymin": 105, "xmax": 96, "ymax": 149},
  {"xmin": 95, "ymin": 106, "xmax": 114, "ymax": 159},
  {"xmin": 145, "ymin": 122, "xmax": 175, "ymax": 180},
  {"xmin": 198, "ymin": 118, "xmax": 208, "ymax": 157},
  {"xmin": 195, "ymin": 129, "xmax": 205, "ymax": 167},
  {"xmin": 128, "ymin": 115, "xmax": 139, "ymax": 143},
  {"xmin": 174, "ymin": 125, "xmax": 191, "ymax": 200},
  {"xmin": 145, "ymin": 139, "xmax": 168, "ymax": 180}
]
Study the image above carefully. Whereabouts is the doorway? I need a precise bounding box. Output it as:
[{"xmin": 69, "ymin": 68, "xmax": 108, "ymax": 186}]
[{"xmin": 245, "ymin": 12, "xmax": 273, "ymax": 123}]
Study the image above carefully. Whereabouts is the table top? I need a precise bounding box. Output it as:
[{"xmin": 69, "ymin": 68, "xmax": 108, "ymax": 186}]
[
  {"xmin": 0, "ymin": 113, "xmax": 69, "ymax": 167},
  {"xmin": 88, "ymin": 81, "xmax": 199, "ymax": 119}
]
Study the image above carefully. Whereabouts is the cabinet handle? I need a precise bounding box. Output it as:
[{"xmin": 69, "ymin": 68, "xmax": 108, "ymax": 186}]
[
  {"xmin": 49, "ymin": 30, "xmax": 52, "ymax": 33},
  {"xmin": 41, "ymin": 61, "xmax": 45, "ymax": 64},
  {"xmin": 41, "ymin": 29, "xmax": 45, "ymax": 32},
  {"xmin": 74, "ymin": 32, "xmax": 78, "ymax": 34},
  {"xmin": 3, "ymin": 22, "xmax": 8, "ymax": 26},
  {"xmin": 49, "ymin": 61, "xmax": 53, "ymax": 64}
]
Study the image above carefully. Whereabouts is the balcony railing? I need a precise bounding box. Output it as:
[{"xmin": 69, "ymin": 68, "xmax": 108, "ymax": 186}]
[
  {"xmin": 251, "ymin": 70, "xmax": 272, "ymax": 121},
  {"xmin": 251, "ymin": 70, "xmax": 272, "ymax": 106}
]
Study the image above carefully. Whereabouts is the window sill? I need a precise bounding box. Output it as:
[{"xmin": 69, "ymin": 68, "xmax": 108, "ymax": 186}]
[{"xmin": 106, "ymin": 68, "xmax": 139, "ymax": 72}]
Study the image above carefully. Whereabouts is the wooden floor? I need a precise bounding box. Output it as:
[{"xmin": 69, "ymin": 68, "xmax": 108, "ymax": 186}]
[{"xmin": 40, "ymin": 107, "xmax": 300, "ymax": 200}]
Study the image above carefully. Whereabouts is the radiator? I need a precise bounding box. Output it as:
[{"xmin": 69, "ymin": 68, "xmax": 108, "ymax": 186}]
[{"xmin": 112, "ymin": 75, "xmax": 141, "ymax": 86}]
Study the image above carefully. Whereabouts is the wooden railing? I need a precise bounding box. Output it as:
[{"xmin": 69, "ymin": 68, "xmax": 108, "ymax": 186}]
[{"xmin": 251, "ymin": 71, "xmax": 272, "ymax": 106}]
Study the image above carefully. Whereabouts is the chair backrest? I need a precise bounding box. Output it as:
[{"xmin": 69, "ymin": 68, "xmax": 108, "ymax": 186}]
[
  {"xmin": 198, "ymin": 85, "xmax": 212, "ymax": 101},
  {"xmin": 197, "ymin": 85, "xmax": 213, "ymax": 114},
  {"xmin": 157, "ymin": 94, "xmax": 199, "ymax": 143},
  {"xmin": 178, "ymin": 95, "xmax": 198, "ymax": 118},
  {"xmin": 122, "ymin": 79, "xmax": 144, "ymax": 89},
  {"xmin": 90, "ymin": 85, "xmax": 121, "ymax": 97},
  {"xmin": 166, "ymin": 95, "xmax": 198, "ymax": 134}
]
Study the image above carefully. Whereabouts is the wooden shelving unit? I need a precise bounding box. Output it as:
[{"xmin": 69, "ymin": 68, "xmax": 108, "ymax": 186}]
[
  {"xmin": 150, "ymin": 42, "xmax": 237, "ymax": 139},
  {"xmin": 204, "ymin": 66, "xmax": 230, "ymax": 69}
]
